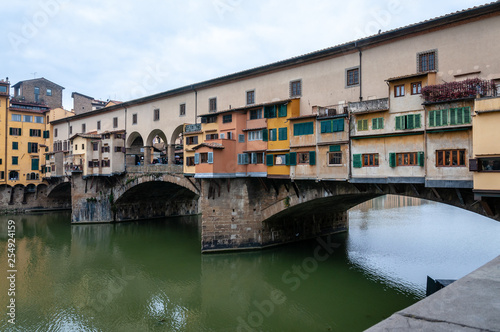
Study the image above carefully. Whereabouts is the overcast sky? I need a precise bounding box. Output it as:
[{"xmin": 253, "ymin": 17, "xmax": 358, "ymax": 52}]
[{"xmin": 2, "ymin": 0, "xmax": 491, "ymax": 110}]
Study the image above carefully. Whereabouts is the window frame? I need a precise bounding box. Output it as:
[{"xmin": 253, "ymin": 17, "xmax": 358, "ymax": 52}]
[
  {"xmin": 179, "ymin": 103, "xmax": 186, "ymax": 117},
  {"xmin": 297, "ymin": 152, "xmax": 310, "ymax": 164},
  {"xmin": 396, "ymin": 152, "xmax": 418, "ymax": 166},
  {"xmin": 346, "ymin": 67, "xmax": 360, "ymax": 87},
  {"xmin": 411, "ymin": 82, "xmax": 422, "ymax": 95},
  {"xmin": 249, "ymin": 108, "xmax": 262, "ymax": 120},
  {"xmin": 246, "ymin": 90, "xmax": 255, "ymax": 105},
  {"xmin": 436, "ymin": 149, "xmax": 466, "ymax": 167},
  {"xmin": 362, "ymin": 153, "xmax": 379, "ymax": 167},
  {"xmin": 394, "ymin": 84, "xmax": 405, "ymax": 97},
  {"xmin": 290, "ymin": 80, "xmax": 302, "ymax": 97},
  {"xmin": 113, "ymin": 117, "xmax": 118, "ymax": 128},
  {"xmin": 248, "ymin": 130, "xmax": 263, "ymax": 141},
  {"xmin": 418, "ymin": 50, "xmax": 437, "ymax": 73},
  {"xmin": 328, "ymin": 152, "xmax": 342, "ymax": 166},
  {"xmin": 209, "ymin": 98, "xmax": 217, "ymax": 113},
  {"xmin": 132, "ymin": 113, "xmax": 137, "ymax": 125},
  {"xmin": 153, "ymin": 108, "xmax": 160, "ymax": 121},
  {"xmin": 222, "ymin": 114, "xmax": 232, "ymax": 123}
]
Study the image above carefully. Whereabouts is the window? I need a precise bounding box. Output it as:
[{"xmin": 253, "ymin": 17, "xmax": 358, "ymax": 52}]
[
  {"xmin": 9, "ymin": 171, "xmax": 19, "ymax": 180},
  {"xmin": 298, "ymin": 152, "xmax": 310, "ymax": 164},
  {"xmin": 47, "ymin": 88, "xmax": 52, "ymax": 96},
  {"xmin": 248, "ymin": 130, "xmax": 263, "ymax": 141},
  {"xmin": 23, "ymin": 115, "xmax": 33, "ymax": 122},
  {"xmin": 9, "ymin": 128, "xmax": 22, "ymax": 136},
  {"xmin": 346, "ymin": 67, "xmax": 359, "ymax": 87},
  {"xmin": 328, "ymin": 152, "xmax": 342, "ymax": 165},
  {"xmin": 436, "ymin": 149, "xmax": 466, "ymax": 167},
  {"xmin": 394, "ymin": 84, "xmax": 405, "ymax": 97},
  {"xmin": 206, "ymin": 133, "xmax": 218, "ymax": 140},
  {"xmin": 353, "ymin": 153, "xmax": 379, "ymax": 167},
  {"xmin": 69, "ymin": 126, "xmax": 72, "ymax": 135},
  {"xmin": 199, "ymin": 152, "xmax": 213, "ymax": 164},
  {"xmin": 357, "ymin": 119, "xmax": 368, "ymax": 131},
  {"xmin": 274, "ymin": 154, "xmax": 288, "ymax": 166},
  {"xmin": 321, "ymin": 119, "xmax": 345, "ymax": 133},
  {"xmin": 92, "ymin": 142, "xmax": 99, "ymax": 151},
  {"xmin": 209, "ymin": 98, "xmax": 217, "ymax": 113},
  {"xmin": 478, "ymin": 158, "xmax": 500, "ymax": 171},
  {"xmin": 396, "ymin": 152, "xmax": 418, "ymax": 166},
  {"xmin": 372, "ymin": 118, "xmax": 384, "ymax": 130},
  {"xmin": 201, "ymin": 115, "xmax": 217, "ymax": 123},
  {"xmin": 82, "ymin": 124, "xmax": 86, "ymax": 133},
  {"xmin": 113, "ymin": 117, "xmax": 118, "ymax": 128},
  {"xmin": 411, "ymin": 82, "xmax": 422, "ymax": 95},
  {"xmin": 246, "ymin": 90, "xmax": 255, "ymax": 105},
  {"xmin": 238, "ymin": 134, "xmax": 245, "ymax": 143},
  {"xmin": 269, "ymin": 128, "xmax": 277, "ymax": 141},
  {"xmin": 28, "ymin": 142, "xmax": 38, "ymax": 153},
  {"xmin": 30, "ymin": 129, "xmax": 41, "ymax": 137},
  {"xmin": 293, "ymin": 122, "xmax": 314, "ymax": 136},
  {"xmin": 186, "ymin": 136, "xmax": 198, "ymax": 145},
  {"xmin": 11, "ymin": 114, "xmax": 21, "ymax": 122},
  {"xmin": 237, "ymin": 153, "xmax": 249, "ymax": 165},
  {"xmin": 428, "ymin": 109, "xmax": 448, "ymax": 127},
  {"xmin": 278, "ymin": 127, "xmax": 287, "ymax": 141},
  {"xmin": 418, "ymin": 50, "xmax": 436, "ymax": 72},
  {"xmin": 34, "ymin": 87, "xmax": 40, "ymax": 102},
  {"xmin": 12, "ymin": 156, "xmax": 18, "ymax": 165},
  {"xmin": 132, "ymin": 113, "xmax": 138, "ymax": 124},
  {"xmin": 222, "ymin": 114, "xmax": 232, "ymax": 123},
  {"xmin": 102, "ymin": 146, "xmax": 110, "ymax": 153},
  {"xmin": 102, "ymin": 160, "xmax": 111, "ymax": 167},
  {"xmin": 250, "ymin": 109, "xmax": 262, "ymax": 120},
  {"xmin": 449, "ymin": 107, "xmax": 471, "ymax": 125},
  {"xmin": 154, "ymin": 108, "xmax": 160, "ymax": 121},
  {"xmin": 290, "ymin": 80, "xmax": 302, "ymax": 97},
  {"xmin": 114, "ymin": 146, "xmax": 123, "ymax": 152},
  {"xmin": 186, "ymin": 156, "xmax": 195, "ymax": 166},
  {"xmin": 180, "ymin": 104, "xmax": 186, "ymax": 116},
  {"xmin": 251, "ymin": 152, "xmax": 264, "ymax": 164},
  {"xmin": 12, "ymin": 142, "xmax": 18, "ymax": 150},
  {"xmin": 264, "ymin": 105, "xmax": 276, "ymax": 118},
  {"xmin": 395, "ymin": 114, "xmax": 421, "ymax": 130},
  {"xmin": 82, "ymin": 144, "xmax": 85, "ymax": 150},
  {"xmin": 0, "ymin": 171, "xmax": 3, "ymax": 180}
]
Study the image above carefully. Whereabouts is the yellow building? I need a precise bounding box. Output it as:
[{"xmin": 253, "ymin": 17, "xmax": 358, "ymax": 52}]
[
  {"xmin": 471, "ymin": 96, "xmax": 500, "ymax": 214},
  {"xmin": 265, "ymin": 98, "xmax": 300, "ymax": 178},
  {"xmin": 5, "ymin": 98, "xmax": 50, "ymax": 187}
]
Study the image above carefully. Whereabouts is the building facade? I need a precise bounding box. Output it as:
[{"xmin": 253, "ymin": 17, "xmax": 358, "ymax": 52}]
[{"xmin": 12, "ymin": 77, "xmax": 64, "ymax": 109}]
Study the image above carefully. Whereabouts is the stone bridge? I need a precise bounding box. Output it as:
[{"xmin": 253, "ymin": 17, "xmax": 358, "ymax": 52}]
[{"xmin": 68, "ymin": 166, "xmax": 500, "ymax": 252}]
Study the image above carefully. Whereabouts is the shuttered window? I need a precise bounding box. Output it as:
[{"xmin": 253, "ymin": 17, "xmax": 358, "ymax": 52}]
[
  {"xmin": 372, "ymin": 117, "xmax": 384, "ymax": 130},
  {"xmin": 278, "ymin": 127, "xmax": 287, "ymax": 141},
  {"xmin": 293, "ymin": 122, "xmax": 314, "ymax": 136},
  {"xmin": 357, "ymin": 119, "xmax": 368, "ymax": 131},
  {"xmin": 395, "ymin": 114, "xmax": 421, "ymax": 130}
]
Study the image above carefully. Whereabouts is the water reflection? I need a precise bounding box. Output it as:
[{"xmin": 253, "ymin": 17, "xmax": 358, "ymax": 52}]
[{"xmin": 1, "ymin": 197, "xmax": 499, "ymax": 332}]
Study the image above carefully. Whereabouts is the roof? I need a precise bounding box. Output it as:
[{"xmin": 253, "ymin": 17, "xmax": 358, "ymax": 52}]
[
  {"xmin": 199, "ymin": 98, "xmax": 294, "ymax": 117},
  {"xmin": 10, "ymin": 100, "xmax": 50, "ymax": 114},
  {"xmin": 72, "ymin": 92, "xmax": 93, "ymax": 99},
  {"xmin": 51, "ymin": 2, "xmax": 500, "ymax": 124},
  {"xmin": 69, "ymin": 133, "xmax": 102, "ymax": 140},
  {"xmin": 12, "ymin": 77, "xmax": 65, "ymax": 89},
  {"xmin": 288, "ymin": 114, "xmax": 318, "ymax": 121},
  {"xmin": 192, "ymin": 142, "xmax": 225, "ymax": 150},
  {"xmin": 386, "ymin": 72, "xmax": 435, "ymax": 82}
]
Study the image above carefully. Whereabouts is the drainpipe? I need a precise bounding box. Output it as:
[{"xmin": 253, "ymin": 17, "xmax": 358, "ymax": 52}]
[
  {"xmin": 358, "ymin": 45, "xmax": 363, "ymax": 102},
  {"xmin": 192, "ymin": 85, "xmax": 198, "ymax": 124}
]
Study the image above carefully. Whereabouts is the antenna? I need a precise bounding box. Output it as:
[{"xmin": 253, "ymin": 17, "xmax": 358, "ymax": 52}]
[{"xmin": 30, "ymin": 72, "xmax": 37, "ymax": 79}]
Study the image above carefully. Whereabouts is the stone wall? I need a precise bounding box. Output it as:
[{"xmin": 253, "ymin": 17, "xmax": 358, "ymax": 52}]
[{"xmin": 0, "ymin": 183, "xmax": 71, "ymax": 213}]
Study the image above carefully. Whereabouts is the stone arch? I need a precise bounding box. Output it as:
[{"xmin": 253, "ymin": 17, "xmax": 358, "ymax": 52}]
[
  {"xmin": 169, "ymin": 124, "xmax": 185, "ymax": 165},
  {"xmin": 126, "ymin": 131, "xmax": 144, "ymax": 148},
  {"xmin": 146, "ymin": 129, "xmax": 168, "ymax": 164},
  {"xmin": 47, "ymin": 182, "xmax": 71, "ymax": 199},
  {"xmin": 146, "ymin": 129, "xmax": 168, "ymax": 147},
  {"xmin": 127, "ymin": 132, "xmax": 145, "ymax": 166}
]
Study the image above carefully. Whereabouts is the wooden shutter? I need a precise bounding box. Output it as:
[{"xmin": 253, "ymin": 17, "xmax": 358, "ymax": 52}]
[
  {"xmin": 463, "ymin": 107, "xmax": 471, "ymax": 124},
  {"xmin": 278, "ymin": 104, "xmax": 287, "ymax": 117},
  {"xmin": 357, "ymin": 120, "xmax": 363, "ymax": 131},
  {"xmin": 441, "ymin": 109, "xmax": 448, "ymax": 126},
  {"xmin": 336, "ymin": 118, "xmax": 345, "ymax": 132},
  {"xmin": 262, "ymin": 128, "xmax": 268, "ymax": 141},
  {"xmin": 353, "ymin": 154, "xmax": 362, "ymax": 168},
  {"xmin": 407, "ymin": 114, "xmax": 415, "ymax": 129},
  {"xmin": 395, "ymin": 116, "xmax": 402, "ymax": 130},
  {"xmin": 309, "ymin": 151, "xmax": 316, "ymax": 165},
  {"xmin": 285, "ymin": 154, "xmax": 290, "ymax": 166},
  {"xmin": 194, "ymin": 153, "xmax": 199, "ymax": 164},
  {"xmin": 469, "ymin": 158, "xmax": 478, "ymax": 171},
  {"xmin": 389, "ymin": 153, "xmax": 396, "ymax": 167},
  {"xmin": 415, "ymin": 114, "xmax": 421, "ymax": 128},
  {"xmin": 289, "ymin": 152, "xmax": 297, "ymax": 166},
  {"xmin": 321, "ymin": 121, "xmax": 331, "ymax": 133},
  {"xmin": 208, "ymin": 152, "xmax": 213, "ymax": 164},
  {"xmin": 31, "ymin": 158, "xmax": 39, "ymax": 171},
  {"xmin": 429, "ymin": 111, "xmax": 435, "ymax": 127},
  {"xmin": 279, "ymin": 127, "xmax": 287, "ymax": 140},
  {"xmin": 266, "ymin": 154, "xmax": 273, "ymax": 166},
  {"xmin": 449, "ymin": 108, "xmax": 457, "ymax": 125},
  {"xmin": 251, "ymin": 153, "xmax": 257, "ymax": 164},
  {"xmin": 329, "ymin": 145, "xmax": 341, "ymax": 152}
]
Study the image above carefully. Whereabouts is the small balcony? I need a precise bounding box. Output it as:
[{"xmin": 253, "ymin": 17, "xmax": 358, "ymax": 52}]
[
  {"xmin": 69, "ymin": 165, "xmax": 83, "ymax": 172},
  {"xmin": 348, "ymin": 98, "xmax": 389, "ymax": 114},
  {"xmin": 422, "ymin": 78, "xmax": 497, "ymax": 104}
]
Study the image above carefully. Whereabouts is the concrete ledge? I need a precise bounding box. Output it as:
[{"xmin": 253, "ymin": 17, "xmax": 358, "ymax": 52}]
[
  {"xmin": 366, "ymin": 255, "xmax": 500, "ymax": 331},
  {"xmin": 425, "ymin": 179, "xmax": 473, "ymax": 188}
]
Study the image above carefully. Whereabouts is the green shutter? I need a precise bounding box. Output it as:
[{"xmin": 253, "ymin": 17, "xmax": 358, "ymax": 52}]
[
  {"xmin": 353, "ymin": 154, "xmax": 362, "ymax": 168},
  {"xmin": 9, "ymin": 128, "xmax": 13, "ymax": 135},
  {"xmin": 43, "ymin": 130, "xmax": 49, "ymax": 138},
  {"xmin": 463, "ymin": 107, "xmax": 471, "ymax": 124},
  {"xmin": 329, "ymin": 145, "xmax": 341, "ymax": 152},
  {"xmin": 389, "ymin": 153, "xmax": 396, "ymax": 167},
  {"xmin": 418, "ymin": 151, "xmax": 425, "ymax": 166},
  {"xmin": 266, "ymin": 154, "xmax": 273, "ymax": 166},
  {"xmin": 269, "ymin": 129, "xmax": 277, "ymax": 141},
  {"xmin": 31, "ymin": 158, "xmax": 39, "ymax": 171},
  {"xmin": 278, "ymin": 104, "xmax": 287, "ymax": 117},
  {"xmin": 12, "ymin": 142, "xmax": 18, "ymax": 150},
  {"xmin": 262, "ymin": 128, "xmax": 268, "ymax": 141},
  {"xmin": 395, "ymin": 116, "xmax": 402, "ymax": 130},
  {"xmin": 285, "ymin": 154, "xmax": 290, "ymax": 166},
  {"xmin": 429, "ymin": 110, "xmax": 435, "ymax": 127},
  {"xmin": 278, "ymin": 127, "xmax": 287, "ymax": 140},
  {"xmin": 449, "ymin": 108, "xmax": 457, "ymax": 125},
  {"xmin": 264, "ymin": 105, "xmax": 275, "ymax": 118},
  {"xmin": 457, "ymin": 108, "xmax": 464, "ymax": 124},
  {"xmin": 407, "ymin": 114, "xmax": 415, "ymax": 129},
  {"xmin": 358, "ymin": 119, "xmax": 368, "ymax": 131},
  {"xmin": 336, "ymin": 118, "xmax": 345, "ymax": 132},
  {"xmin": 321, "ymin": 121, "xmax": 332, "ymax": 133},
  {"xmin": 304, "ymin": 122, "xmax": 314, "ymax": 135},
  {"xmin": 441, "ymin": 109, "xmax": 448, "ymax": 126},
  {"xmin": 289, "ymin": 152, "xmax": 297, "ymax": 166},
  {"xmin": 28, "ymin": 143, "xmax": 32, "ymax": 153},
  {"xmin": 414, "ymin": 114, "xmax": 421, "ymax": 128},
  {"xmin": 309, "ymin": 151, "xmax": 316, "ymax": 165}
]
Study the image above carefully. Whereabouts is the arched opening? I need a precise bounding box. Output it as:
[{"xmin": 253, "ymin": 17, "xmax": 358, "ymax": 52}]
[
  {"xmin": 146, "ymin": 129, "xmax": 168, "ymax": 165},
  {"xmin": 170, "ymin": 125, "xmax": 184, "ymax": 165},
  {"xmin": 48, "ymin": 182, "xmax": 71, "ymax": 199},
  {"xmin": 114, "ymin": 180, "xmax": 198, "ymax": 221},
  {"xmin": 126, "ymin": 132, "xmax": 144, "ymax": 166},
  {"xmin": 9, "ymin": 171, "xmax": 19, "ymax": 181}
]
